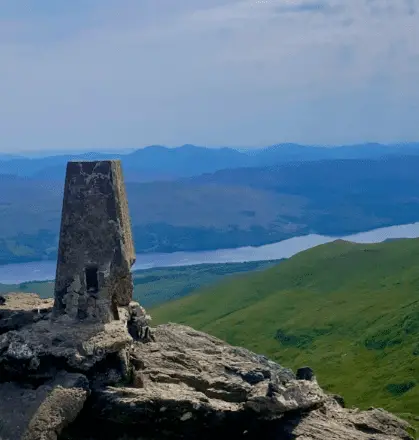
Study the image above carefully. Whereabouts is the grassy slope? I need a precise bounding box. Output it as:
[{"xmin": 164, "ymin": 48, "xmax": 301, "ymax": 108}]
[
  {"xmin": 151, "ymin": 238, "xmax": 419, "ymax": 419},
  {"xmin": 0, "ymin": 261, "xmax": 279, "ymax": 308}
]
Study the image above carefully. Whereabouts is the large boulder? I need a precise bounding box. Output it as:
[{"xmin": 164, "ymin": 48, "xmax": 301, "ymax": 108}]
[
  {"xmin": 0, "ymin": 372, "xmax": 89, "ymax": 440},
  {"xmin": 287, "ymin": 397, "xmax": 413, "ymax": 440},
  {"xmin": 79, "ymin": 324, "xmax": 319, "ymax": 437},
  {"xmin": 0, "ymin": 294, "xmax": 414, "ymax": 440},
  {"xmin": 62, "ymin": 324, "xmax": 413, "ymax": 440},
  {"xmin": 0, "ymin": 315, "xmax": 133, "ymax": 384}
]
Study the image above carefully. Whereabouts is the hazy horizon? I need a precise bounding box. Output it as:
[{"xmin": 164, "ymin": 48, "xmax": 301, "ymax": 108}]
[
  {"xmin": 2, "ymin": 141, "xmax": 419, "ymax": 157},
  {"xmin": 1, "ymin": 0, "xmax": 418, "ymax": 152}
]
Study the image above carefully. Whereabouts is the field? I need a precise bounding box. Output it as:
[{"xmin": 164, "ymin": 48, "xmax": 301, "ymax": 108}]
[
  {"xmin": 151, "ymin": 238, "xmax": 419, "ymax": 426},
  {"xmin": 0, "ymin": 260, "xmax": 279, "ymax": 307}
]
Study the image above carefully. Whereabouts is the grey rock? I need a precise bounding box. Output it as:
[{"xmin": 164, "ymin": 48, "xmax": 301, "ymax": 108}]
[
  {"xmin": 61, "ymin": 324, "xmax": 413, "ymax": 440},
  {"xmin": 332, "ymin": 393, "xmax": 345, "ymax": 408},
  {"xmin": 0, "ymin": 303, "xmax": 414, "ymax": 440},
  {"xmin": 0, "ymin": 293, "xmax": 53, "ymax": 335},
  {"xmin": 0, "ymin": 372, "xmax": 89, "ymax": 440},
  {"xmin": 288, "ymin": 397, "xmax": 413, "ymax": 440},
  {"xmin": 127, "ymin": 301, "xmax": 154, "ymax": 342},
  {"xmin": 0, "ymin": 315, "xmax": 133, "ymax": 382},
  {"xmin": 296, "ymin": 366, "xmax": 315, "ymax": 381},
  {"xmin": 88, "ymin": 323, "xmax": 306, "ymax": 430}
]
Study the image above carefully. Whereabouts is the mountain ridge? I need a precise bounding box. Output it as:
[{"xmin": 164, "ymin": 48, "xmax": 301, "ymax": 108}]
[
  {"xmin": 1, "ymin": 154, "xmax": 419, "ymax": 265},
  {"xmin": 1, "ymin": 142, "xmax": 419, "ymax": 182}
]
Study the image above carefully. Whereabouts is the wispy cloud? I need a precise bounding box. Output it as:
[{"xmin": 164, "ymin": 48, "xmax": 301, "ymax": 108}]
[
  {"xmin": 274, "ymin": 0, "xmax": 343, "ymax": 14},
  {"xmin": 0, "ymin": 0, "xmax": 418, "ymax": 151}
]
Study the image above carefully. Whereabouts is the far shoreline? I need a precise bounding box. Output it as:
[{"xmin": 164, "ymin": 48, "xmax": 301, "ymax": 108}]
[{"xmin": 0, "ymin": 221, "xmax": 418, "ymax": 285}]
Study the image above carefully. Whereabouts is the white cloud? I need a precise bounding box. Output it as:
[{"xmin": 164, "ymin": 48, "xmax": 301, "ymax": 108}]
[{"xmin": 0, "ymin": 0, "xmax": 418, "ymax": 151}]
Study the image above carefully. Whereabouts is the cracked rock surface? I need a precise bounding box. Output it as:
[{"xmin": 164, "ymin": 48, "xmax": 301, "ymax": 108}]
[
  {"xmin": 0, "ymin": 294, "xmax": 414, "ymax": 440},
  {"xmin": 0, "ymin": 293, "xmax": 53, "ymax": 335}
]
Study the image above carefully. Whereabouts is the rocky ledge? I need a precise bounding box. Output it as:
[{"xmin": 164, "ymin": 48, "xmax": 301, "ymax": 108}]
[{"xmin": 0, "ymin": 293, "xmax": 414, "ymax": 440}]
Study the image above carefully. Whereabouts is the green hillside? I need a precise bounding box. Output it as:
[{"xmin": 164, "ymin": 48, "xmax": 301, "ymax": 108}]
[
  {"xmin": 0, "ymin": 260, "xmax": 278, "ymax": 308},
  {"xmin": 151, "ymin": 238, "xmax": 419, "ymax": 423}
]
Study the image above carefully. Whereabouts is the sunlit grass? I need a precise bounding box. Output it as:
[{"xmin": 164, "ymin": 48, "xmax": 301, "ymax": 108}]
[{"xmin": 151, "ymin": 238, "xmax": 419, "ymax": 424}]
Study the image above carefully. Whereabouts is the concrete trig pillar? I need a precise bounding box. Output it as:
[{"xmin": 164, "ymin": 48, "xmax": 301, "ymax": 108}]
[{"xmin": 53, "ymin": 160, "xmax": 136, "ymax": 323}]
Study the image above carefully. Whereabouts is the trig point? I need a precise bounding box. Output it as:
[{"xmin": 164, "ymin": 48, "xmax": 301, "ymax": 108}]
[{"xmin": 53, "ymin": 160, "xmax": 136, "ymax": 323}]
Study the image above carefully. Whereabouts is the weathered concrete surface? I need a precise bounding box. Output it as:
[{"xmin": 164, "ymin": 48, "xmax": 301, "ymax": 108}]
[
  {"xmin": 0, "ymin": 293, "xmax": 53, "ymax": 335},
  {"xmin": 53, "ymin": 160, "xmax": 136, "ymax": 323}
]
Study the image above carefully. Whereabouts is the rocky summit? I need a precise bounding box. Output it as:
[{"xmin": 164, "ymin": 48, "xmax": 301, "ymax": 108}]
[{"xmin": 0, "ymin": 293, "xmax": 414, "ymax": 440}]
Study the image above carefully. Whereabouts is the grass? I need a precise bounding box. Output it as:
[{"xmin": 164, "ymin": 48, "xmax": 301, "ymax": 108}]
[
  {"xmin": 0, "ymin": 260, "xmax": 279, "ymax": 308},
  {"xmin": 150, "ymin": 238, "xmax": 419, "ymax": 429}
]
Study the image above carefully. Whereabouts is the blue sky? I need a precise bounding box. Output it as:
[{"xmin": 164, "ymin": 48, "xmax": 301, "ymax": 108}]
[{"xmin": 0, "ymin": 0, "xmax": 418, "ymax": 152}]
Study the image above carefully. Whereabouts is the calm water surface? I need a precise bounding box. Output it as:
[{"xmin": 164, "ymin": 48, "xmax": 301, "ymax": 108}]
[{"xmin": 1, "ymin": 222, "xmax": 419, "ymax": 284}]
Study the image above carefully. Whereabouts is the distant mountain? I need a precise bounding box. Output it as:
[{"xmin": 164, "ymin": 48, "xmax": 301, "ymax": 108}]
[
  {"xmin": 0, "ymin": 142, "xmax": 418, "ymax": 182},
  {"xmin": 0, "ymin": 151, "xmax": 115, "ymax": 180},
  {"xmin": 0, "ymin": 145, "xmax": 249, "ymax": 182},
  {"xmin": 249, "ymin": 142, "xmax": 419, "ymax": 165},
  {"xmin": 1, "ymin": 155, "xmax": 419, "ymax": 265},
  {"xmin": 0, "ymin": 153, "xmax": 25, "ymax": 161}
]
